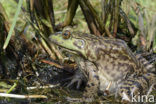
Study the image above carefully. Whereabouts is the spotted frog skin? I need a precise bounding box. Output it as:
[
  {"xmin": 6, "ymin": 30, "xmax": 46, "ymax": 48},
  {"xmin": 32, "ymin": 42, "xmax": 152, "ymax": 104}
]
[{"xmin": 49, "ymin": 27, "xmax": 156, "ymax": 102}]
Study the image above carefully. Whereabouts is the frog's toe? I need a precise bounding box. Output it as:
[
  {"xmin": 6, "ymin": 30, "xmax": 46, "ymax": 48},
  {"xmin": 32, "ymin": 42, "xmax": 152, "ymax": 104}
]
[
  {"xmin": 62, "ymin": 71, "xmax": 87, "ymax": 89},
  {"xmin": 69, "ymin": 70, "xmax": 86, "ymax": 89},
  {"xmin": 66, "ymin": 77, "xmax": 83, "ymax": 89}
]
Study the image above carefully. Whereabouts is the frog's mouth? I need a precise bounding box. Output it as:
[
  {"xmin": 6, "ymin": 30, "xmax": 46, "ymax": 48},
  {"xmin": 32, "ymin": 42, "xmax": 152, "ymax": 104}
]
[
  {"xmin": 49, "ymin": 35, "xmax": 79, "ymax": 55},
  {"xmin": 60, "ymin": 47, "xmax": 79, "ymax": 55},
  {"xmin": 49, "ymin": 32, "xmax": 85, "ymax": 57}
]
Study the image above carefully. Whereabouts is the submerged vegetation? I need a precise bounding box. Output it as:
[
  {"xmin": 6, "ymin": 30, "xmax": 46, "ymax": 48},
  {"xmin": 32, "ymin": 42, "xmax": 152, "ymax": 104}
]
[{"xmin": 0, "ymin": 0, "xmax": 156, "ymax": 103}]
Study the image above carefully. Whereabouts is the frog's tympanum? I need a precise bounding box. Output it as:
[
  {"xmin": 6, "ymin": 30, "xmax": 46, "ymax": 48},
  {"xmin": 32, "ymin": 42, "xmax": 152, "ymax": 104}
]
[{"xmin": 49, "ymin": 27, "xmax": 156, "ymax": 102}]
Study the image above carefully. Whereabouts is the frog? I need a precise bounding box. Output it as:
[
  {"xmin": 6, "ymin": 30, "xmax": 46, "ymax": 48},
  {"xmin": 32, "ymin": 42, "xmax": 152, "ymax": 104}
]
[{"xmin": 49, "ymin": 27, "xmax": 156, "ymax": 102}]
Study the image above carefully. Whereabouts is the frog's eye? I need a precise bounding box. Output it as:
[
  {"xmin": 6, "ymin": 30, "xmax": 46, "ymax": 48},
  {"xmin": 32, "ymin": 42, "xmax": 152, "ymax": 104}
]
[{"xmin": 62, "ymin": 30, "xmax": 71, "ymax": 39}]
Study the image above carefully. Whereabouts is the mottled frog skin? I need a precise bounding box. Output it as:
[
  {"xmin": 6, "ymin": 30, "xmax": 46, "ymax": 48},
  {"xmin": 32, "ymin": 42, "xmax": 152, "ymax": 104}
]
[{"xmin": 49, "ymin": 27, "xmax": 156, "ymax": 102}]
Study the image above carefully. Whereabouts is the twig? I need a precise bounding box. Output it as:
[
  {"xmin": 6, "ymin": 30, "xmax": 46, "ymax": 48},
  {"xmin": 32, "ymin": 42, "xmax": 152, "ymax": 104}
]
[
  {"xmin": 0, "ymin": 93, "xmax": 47, "ymax": 99},
  {"xmin": 27, "ymin": 84, "xmax": 59, "ymax": 90},
  {"xmin": 40, "ymin": 59, "xmax": 63, "ymax": 69}
]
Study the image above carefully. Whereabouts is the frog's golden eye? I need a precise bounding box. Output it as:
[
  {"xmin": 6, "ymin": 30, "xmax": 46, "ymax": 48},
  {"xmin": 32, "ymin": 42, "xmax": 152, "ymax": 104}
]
[{"xmin": 62, "ymin": 30, "xmax": 71, "ymax": 39}]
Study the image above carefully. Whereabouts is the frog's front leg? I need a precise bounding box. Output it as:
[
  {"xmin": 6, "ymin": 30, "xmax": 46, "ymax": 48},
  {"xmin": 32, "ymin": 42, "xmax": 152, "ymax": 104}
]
[
  {"xmin": 66, "ymin": 60, "xmax": 100, "ymax": 102},
  {"xmin": 64, "ymin": 56, "xmax": 87, "ymax": 89},
  {"xmin": 81, "ymin": 61, "xmax": 100, "ymax": 101}
]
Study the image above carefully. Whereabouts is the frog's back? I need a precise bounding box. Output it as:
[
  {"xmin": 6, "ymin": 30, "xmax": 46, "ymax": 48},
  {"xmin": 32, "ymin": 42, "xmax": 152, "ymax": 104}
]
[
  {"xmin": 77, "ymin": 33, "xmax": 151, "ymax": 82},
  {"xmin": 92, "ymin": 37, "xmax": 145, "ymax": 81}
]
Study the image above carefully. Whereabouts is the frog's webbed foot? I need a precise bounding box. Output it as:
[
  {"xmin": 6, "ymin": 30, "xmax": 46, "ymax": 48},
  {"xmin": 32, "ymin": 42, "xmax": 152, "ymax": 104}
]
[
  {"xmin": 67, "ymin": 70, "xmax": 87, "ymax": 89},
  {"xmin": 62, "ymin": 69, "xmax": 87, "ymax": 89},
  {"xmin": 118, "ymin": 73, "xmax": 156, "ymax": 102}
]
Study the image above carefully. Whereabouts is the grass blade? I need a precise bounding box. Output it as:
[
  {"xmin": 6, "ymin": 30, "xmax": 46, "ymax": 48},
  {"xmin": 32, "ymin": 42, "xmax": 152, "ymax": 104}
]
[{"xmin": 3, "ymin": 0, "xmax": 23, "ymax": 50}]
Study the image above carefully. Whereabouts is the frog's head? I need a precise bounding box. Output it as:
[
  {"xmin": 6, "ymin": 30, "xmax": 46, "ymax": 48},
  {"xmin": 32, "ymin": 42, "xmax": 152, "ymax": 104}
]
[{"xmin": 49, "ymin": 27, "xmax": 87, "ymax": 57}]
